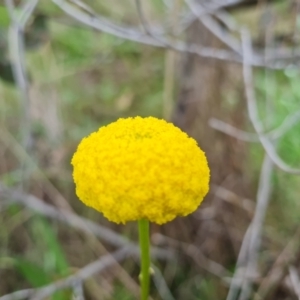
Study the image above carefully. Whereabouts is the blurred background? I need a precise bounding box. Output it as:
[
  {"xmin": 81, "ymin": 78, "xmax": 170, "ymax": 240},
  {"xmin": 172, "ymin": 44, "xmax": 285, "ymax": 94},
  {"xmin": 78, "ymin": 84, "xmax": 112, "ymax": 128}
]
[{"xmin": 0, "ymin": 0, "xmax": 300, "ymax": 299}]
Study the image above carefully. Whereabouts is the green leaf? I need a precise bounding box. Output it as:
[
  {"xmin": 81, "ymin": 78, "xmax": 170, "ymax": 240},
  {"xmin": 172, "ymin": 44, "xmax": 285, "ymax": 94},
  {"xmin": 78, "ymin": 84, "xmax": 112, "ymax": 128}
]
[
  {"xmin": 14, "ymin": 258, "xmax": 70, "ymax": 300},
  {"xmin": 30, "ymin": 217, "xmax": 69, "ymax": 275},
  {"xmin": 0, "ymin": 61, "xmax": 14, "ymax": 84},
  {"xmin": 0, "ymin": 5, "xmax": 10, "ymax": 27},
  {"xmin": 14, "ymin": 258, "xmax": 51, "ymax": 287}
]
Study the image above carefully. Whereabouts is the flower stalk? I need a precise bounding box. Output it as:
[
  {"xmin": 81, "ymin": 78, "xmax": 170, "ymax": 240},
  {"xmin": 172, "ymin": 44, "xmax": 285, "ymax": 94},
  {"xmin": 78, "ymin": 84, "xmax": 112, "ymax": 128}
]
[{"xmin": 138, "ymin": 218, "xmax": 150, "ymax": 300}]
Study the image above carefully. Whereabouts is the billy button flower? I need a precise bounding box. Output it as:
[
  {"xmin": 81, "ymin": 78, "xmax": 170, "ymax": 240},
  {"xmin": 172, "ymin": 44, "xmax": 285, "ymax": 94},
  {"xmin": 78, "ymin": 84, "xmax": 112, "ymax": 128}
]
[{"xmin": 71, "ymin": 116, "xmax": 210, "ymax": 300}]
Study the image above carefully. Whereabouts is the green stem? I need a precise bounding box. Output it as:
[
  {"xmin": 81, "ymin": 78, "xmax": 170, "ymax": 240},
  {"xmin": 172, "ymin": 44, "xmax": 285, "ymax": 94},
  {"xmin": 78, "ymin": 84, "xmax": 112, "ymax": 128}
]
[{"xmin": 138, "ymin": 218, "xmax": 150, "ymax": 300}]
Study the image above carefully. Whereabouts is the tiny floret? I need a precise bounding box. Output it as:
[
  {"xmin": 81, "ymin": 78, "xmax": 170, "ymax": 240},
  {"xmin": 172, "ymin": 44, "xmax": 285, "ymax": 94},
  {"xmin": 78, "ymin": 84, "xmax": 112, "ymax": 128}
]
[{"xmin": 71, "ymin": 117, "xmax": 210, "ymax": 224}]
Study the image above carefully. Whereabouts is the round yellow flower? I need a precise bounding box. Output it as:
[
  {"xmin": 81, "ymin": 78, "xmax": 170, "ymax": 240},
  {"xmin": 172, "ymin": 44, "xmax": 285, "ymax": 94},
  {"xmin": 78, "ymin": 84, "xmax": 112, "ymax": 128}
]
[{"xmin": 71, "ymin": 117, "xmax": 210, "ymax": 224}]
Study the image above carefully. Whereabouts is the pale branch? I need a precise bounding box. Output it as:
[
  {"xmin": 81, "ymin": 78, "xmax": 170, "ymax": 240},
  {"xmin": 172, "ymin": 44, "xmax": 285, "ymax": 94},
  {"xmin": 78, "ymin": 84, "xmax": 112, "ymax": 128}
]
[
  {"xmin": 238, "ymin": 155, "xmax": 274, "ymax": 300},
  {"xmin": 152, "ymin": 233, "xmax": 231, "ymax": 280},
  {"xmin": 209, "ymin": 109, "xmax": 300, "ymax": 142},
  {"xmin": 202, "ymin": 0, "xmax": 245, "ymax": 11},
  {"xmin": 184, "ymin": 0, "xmax": 242, "ymax": 54},
  {"xmin": 5, "ymin": 0, "xmax": 39, "ymax": 186},
  {"xmin": 289, "ymin": 266, "xmax": 300, "ymax": 300},
  {"xmin": 31, "ymin": 247, "xmax": 131, "ymax": 300},
  {"xmin": 0, "ymin": 183, "xmax": 173, "ymax": 261},
  {"xmin": 214, "ymin": 10, "xmax": 240, "ymax": 32},
  {"xmin": 212, "ymin": 185, "xmax": 255, "ymax": 216},
  {"xmin": 226, "ymin": 155, "xmax": 274, "ymax": 300},
  {"xmin": 270, "ymin": 110, "xmax": 300, "ymax": 140},
  {"xmin": 51, "ymin": 0, "xmax": 300, "ymax": 69},
  {"xmin": 71, "ymin": 280, "xmax": 85, "ymax": 300},
  {"xmin": 173, "ymin": 0, "xmax": 245, "ymax": 16},
  {"xmin": 52, "ymin": 0, "xmax": 163, "ymax": 46},
  {"xmin": 226, "ymin": 225, "xmax": 253, "ymax": 300},
  {"xmin": 225, "ymin": 26, "xmax": 300, "ymax": 300},
  {"xmin": 53, "ymin": 0, "xmax": 240, "ymax": 61},
  {"xmin": 254, "ymin": 227, "xmax": 300, "ymax": 300},
  {"xmin": 0, "ymin": 290, "xmax": 34, "ymax": 300},
  {"xmin": 241, "ymin": 28, "xmax": 300, "ymax": 174},
  {"xmin": 209, "ymin": 118, "xmax": 260, "ymax": 142},
  {"xmin": 151, "ymin": 264, "xmax": 176, "ymax": 300},
  {"xmin": 19, "ymin": 0, "xmax": 40, "ymax": 27},
  {"xmin": 0, "ymin": 247, "xmax": 130, "ymax": 300}
]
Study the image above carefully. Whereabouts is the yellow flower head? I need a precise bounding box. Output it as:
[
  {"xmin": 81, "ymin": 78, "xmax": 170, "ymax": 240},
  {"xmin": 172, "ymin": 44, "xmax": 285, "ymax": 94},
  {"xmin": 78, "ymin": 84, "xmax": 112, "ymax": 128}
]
[{"xmin": 71, "ymin": 117, "xmax": 210, "ymax": 224}]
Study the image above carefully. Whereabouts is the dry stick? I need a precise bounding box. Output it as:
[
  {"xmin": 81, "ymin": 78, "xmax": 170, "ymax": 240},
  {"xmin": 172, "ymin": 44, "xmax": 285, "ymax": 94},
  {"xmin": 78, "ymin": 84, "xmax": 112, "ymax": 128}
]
[
  {"xmin": 227, "ymin": 29, "xmax": 279, "ymax": 298},
  {"xmin": 53, "ymin": 0, "xmax": 234, "ymax": 61},
  {"xmin": 289, "ymin": 266, "xmax": 300, "ymax": 300},
  {"xmin": 163, "ymin": 47, "xmax": 177, "ymax": 120},
  {"xmin": 0, "ymin": 183, "xmax": 173, "ymax": 261},
  {"xmin": 135, "ymin": 0, "xmax": 187, "ymax": 123},
  {"xmin": 181, "ymin": 0, "xmax": 245, "ymax": 16},
  {"xmin": 227, "ymin": 28, "xmax": 277, "ymax": 300},
  {"xmin": 241, "ymin": 28, "xmax": 300, "ymax": 175},
  {"xmin": 209, "ymin": 109, "xmax": 300, "ymax": 143},
  {"xmin": 254, "ymin": 227, "xmax": 300, "ymax": 300},
  {"xmin": 5, "ymin": 0, "xmax": 39, "ymax": 187},
  {"xmin": 71, "ymin": 280, "xmax": 85, "ymax": 300},
  {"xmin": 237, "ymin": 155, "xmax": 274, "ymax": 300},
  {"xmin": 225, "ymin": 159, "xmax": 273, "ymax": 300},
  {"xmin": 0, "ymin": 103, "xmax": 141, "ymax": 295},
  {"xmin": 209, "ymin": 118, "xmax": 261, "ymax": 142},
  {"xmin": 0, "ymin": 247, "xmax": 130, "ymax": 300},
  {"xmin": 0, "ymin": 201, "xmax": 143, "ymax": 299},
  {"xmin": 239, "ymin": 30, "xmax": 300, "ymax": 297},
  {"xmin": 162, "ymin": 0, "xmax": 182, "ymax": 120},
  {"xmin": 151, "ymin": 264, "xmax": 176, "ymax": 300},
  {"xmin": 31, "ymin": 247, "xmax": 131, "ymax": 300},
  {"xmin": 233, "ymin": 27, "xmax": 300, "ymax": 300},
  {"xmin": 226, "ymin": 224, "xmax": 253, "ymax": 294},
  {"xmin": 184, "ymin": 0, "xmax": 242, "ymax": 55},
  {"xmin": 0, "ymin": 290, "xmax": 34, "ymax": 300},
  {"xmin": 270, "ymin": 110, "xmax": 300, "ymax": 139},
  {"xmin": 166, "ymin": 1, "xmax": 241, "ymax": 36},
  {"xmin": 85, "ymin": 234, "xmax": 141, "ymax": 298},
  {"xmin": 212, "ymin": 185, "xmax": 255, "ymax": 216},
  {"xmin": 0, "ymin": 134, "xmax": 142, "ymax": 297},
  {"xmin": 0, "ymin": 127, "xmax": 73, "ymax": 211},
  {"xmin": 263, "ymin": 4, "xmax": 275, "ymax": 129},
  {"xmin": 51, "ymin": 0, "xmax": 300, "ymax": 69},
  {"xmin": 134, "ymin": 0, "xmax": 179, "ymax": 121},
  {"xmin": 242, "ymin": 30, "xmax": 300, "ymax": 291},
  {"xmin": 214, "ymin": 10, "xmax": 239, "ymax": 32},
  {"xmin": 152, "ymin": 233, "xmax": 231, "ymax": 281},
  {"xmin": 0, "ymin": 128, "xmax": 141, "ymax": 297},
  {"xmin": 191, "ymin": 0, "xmax": 300, "ymax": 66}
]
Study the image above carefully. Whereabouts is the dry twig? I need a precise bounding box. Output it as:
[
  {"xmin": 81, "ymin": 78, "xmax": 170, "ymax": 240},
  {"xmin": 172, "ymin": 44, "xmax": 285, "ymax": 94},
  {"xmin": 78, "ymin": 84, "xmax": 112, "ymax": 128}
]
[
  {"xmin": 254, "ymin": 227, "xmax": 300, "ymax": 300},
  {"xmin": 51, "ymin": 0, "xmax": 300, "ymax": 68},
  {"xmin": 151, "ymin": 264, "xmax": 176, "ymax": 300},
  {"xmin": 152, "ymin": 233, "xmax": 231, "ymax": 280},
  {"xmin": 0, "ymin": 247, "xmax": 130, "ymax": 300},
  {"xmin": 241, "ymin": 28, "xmax": 300, "ymax": 175},
  {"xmin": 289, "ymin": 266, "xmax": 300, "ymax": 300},
  {"xmin": 0, "ymin": 183, "xmax": 173, "ymax": 261},
  {"xmin": 184, "ymin": 0, "xmax": 242, "ymax": 54},
  {"xmin": 209, "ymin": 109, "xmax": 300, "ymax": 143},
  {"xmin": 212, "ymin": 185, "xmax": 255, "ymax": 216},
  {"xmin": 5, "ymin": 0, "xmax": 39, "ymax": 186},
  {"xmin": 237, "ymin": 156, "xmax": 274, "ymax": 300},
  {"xmin": 226, "ymin": 155, "xmax": 274, "ymax": 300}
]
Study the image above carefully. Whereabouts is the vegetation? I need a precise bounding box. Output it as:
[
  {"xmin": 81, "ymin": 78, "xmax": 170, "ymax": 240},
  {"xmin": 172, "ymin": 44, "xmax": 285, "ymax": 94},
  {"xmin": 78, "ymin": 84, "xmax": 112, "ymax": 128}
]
[{"xmin": 0, "ymin": 1, "xmax": 300, "ymax": 299}]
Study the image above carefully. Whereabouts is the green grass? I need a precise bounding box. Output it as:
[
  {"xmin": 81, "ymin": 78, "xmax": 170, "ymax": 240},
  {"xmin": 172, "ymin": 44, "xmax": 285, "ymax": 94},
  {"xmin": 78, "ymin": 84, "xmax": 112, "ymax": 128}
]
[{"xmin": 14, "ymin": 216, "xmax": 70, "ymax": 299}]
